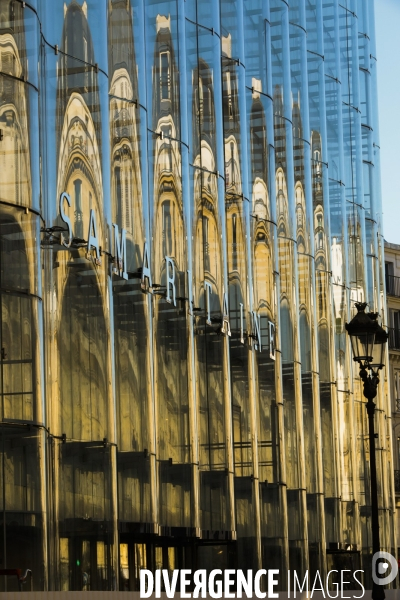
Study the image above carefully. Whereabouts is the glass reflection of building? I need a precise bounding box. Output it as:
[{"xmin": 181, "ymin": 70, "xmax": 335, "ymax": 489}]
[{"xmin": 0, "ymin": 0, "xmax": 394, "ymax": 592}]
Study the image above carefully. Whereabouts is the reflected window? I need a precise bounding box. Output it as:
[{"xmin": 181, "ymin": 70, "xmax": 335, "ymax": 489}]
[
  {"xmin": 97, "ymin": 542, "xmax": 106, "ymax": 588},
  {"xmin": 58, "ymin": 273, "xmax": 108, "ymax": 439},
  {"xmin": 226, "ymin": 141, "xmax": 235, "ymax": 186},
  {"xmin": 223, "ymin": 70, "xmax": 234, "ymax": 120},
  {"xmin": 259, "ymin": 315, "xmax": 270, "ymax": 350},
  {"xmin": 8, "ymin": 1, "xmax": 14, "ymax": 27},
  {"xmin": 74, "ymin": 179, "xmax": 83, "ymax": 239},
  {"xmin": 0, "ymin": 1, "xmax": 14, "ymax": 29},
  {"xmin": 60, "ymin": 538, "xmax": 69, "ymax": 590},
  {"xmin": 198, "ymin": 77, "xmax": 203, "ymax": 118},
  {"xmin": 392, "ymin": 310, "xmax": 400, "ymax": 331},
  {"xmin": 297, "ymin": 205, "xmax": 303, "ymax": 228},
  {"xmin": 115, "ymin": 166, "xmax": 122, "ymax": 225},
  {"xmin": 0, "ymin": 216, "xmax": 37, "ymax": 422},
  {"xmin": 204, "ymin": 84, "xmax": 212, "ymax": 122},
  {"xmin": 203, "ymin": 215, "xmax": 210, "ymax": 272},
  {"xmin": 162, "ymin": 200, "xmax": 172, "ymax": 257},
  {"xmin": 155, "ymin": 546, "xmax": 163, "ymax": 570},
  {"xmin": 316, "ymin": 215, "xmax": 324, "ymax": 249},
  {"xmin": 83, "ymin": 36, "xmax": 88, "ymax": 62},
  {"xmin": 197, "ymin": 63, "xmax": 214, "ymax": 139},
  {"xmin": 250, "ymin": 101, "xmax": 267, "ymax": 178},
  {"xmin": 83, "ymin": 36, "xmax": 88, "ymax": 87},
  {"xmin": 134, "ymin": 543, "xmax": 147, "ymax": 585},
  {"xmin": 280, "ymin": 301, "xmax": 293, "ymax": 363},
  {"xmin": 1, "ymin": 50, "xmax": 14, "ymax": 75},
  {"xmin": 389, "ymin": 310, "xmax": 400, "ymax": 350},
  {"xmin": 161, "ymin": 125, "xmax": 172, "ymax": 171},
  {"xmin": 168, "ymin": 547, "xmax": 176, "ymax": 573},
  {"xmin": 119, "ymin": 543, "xmax": 129, "ymax": 591},
  {"xmin": 300, "ymin": 311, "xmax": 311, "ymax": 373},
  {"xmin": 124, "ymin": 171, "xmax": 129, "ymax": 228},
  {"xmin": 394, "ymin": 371, "xmax": 400, "ymax": 411},
  {"xmin": 232, "ymin": 213, "xmax": 237, "ymax": 271},
  {"xmin": 230, "ymin": 142, "xmax": 235, "ymax": 185},
  {"xmin": 398, "ymin": 436, "xmax": 400, "ymax": 468},
  {"xmin": 1, "ymin": 293, "xmax": 34, "ymax": 421},
  {"xmin": 1, "ymin": 51, "xmax": 14, "ymax": 97},
  {"xmin": 116, "ymin": 158, "xmax": 132, "ymax": 232},
  {"xmin": 313, "ymin": 150, "xmax": 321, "ymax": 176},
  {"xmin": 386, "ymin": 262, "xmax": 394, "ymax": 277},
  {"xmin": 0, "ymin": 429, "xmax": 43, "ymax": 587},
  {"xmin": 160, "ymin": 51, "xmax": 170, "ymax": 100}
]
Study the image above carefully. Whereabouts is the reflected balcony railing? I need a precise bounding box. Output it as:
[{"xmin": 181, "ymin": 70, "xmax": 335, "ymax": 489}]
[
  {"xmin": 388, "ymin": 327, "xmax": 400, "ymax": 351},
  {"xmin": 386, "ymin": 274, "xmax": 400, "ymax": 297},
  {"xmin": 394, "ymin": 470, "xmax": 400, "ymax": 494}
]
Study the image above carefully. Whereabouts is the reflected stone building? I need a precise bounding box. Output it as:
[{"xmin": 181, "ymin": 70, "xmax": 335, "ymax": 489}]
[
  {"xmin": 0, "ymin": 0, "xmax": 394, "ymax": 592},
  {"xmin": 385, "ymin": 241, "xmax": 400, "ymax": 553}
]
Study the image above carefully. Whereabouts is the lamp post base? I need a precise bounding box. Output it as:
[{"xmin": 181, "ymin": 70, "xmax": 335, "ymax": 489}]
[{"xmin": 372, "ymin": 581, "xmax": 385, "ymax": 600}]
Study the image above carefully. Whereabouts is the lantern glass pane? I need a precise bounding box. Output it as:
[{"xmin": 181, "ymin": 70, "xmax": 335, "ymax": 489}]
[
  {"xmin": 370, "ymin": 340, "xmax": 386, "ymax": 369},
  {"xmin": 350, "ymin": 332, "xmax": 374, "ymax": 362}
]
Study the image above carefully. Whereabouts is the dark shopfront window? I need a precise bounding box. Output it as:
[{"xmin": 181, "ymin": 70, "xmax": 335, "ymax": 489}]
[
  {"xmin": 117, "ymin": 538, "xmax": 236, "ymax": 592},
  {"xmin": 57, "ymin": 442, "xmax": 115, "ymax": 591},
  {"xmin": 0, "ymin": 206, "xmax": 44, "ymax": 591}
]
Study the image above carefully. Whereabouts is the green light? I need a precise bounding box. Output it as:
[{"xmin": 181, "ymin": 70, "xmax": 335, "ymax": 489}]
[{"xmin": 76, "ymin": 560, "xmax": 80, "ymax": 566}]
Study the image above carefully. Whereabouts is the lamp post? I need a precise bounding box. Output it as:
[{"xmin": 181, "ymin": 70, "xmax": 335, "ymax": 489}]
[{"xmin": 345, "ymin": 302, "xmax": 388, "ymax": 600}]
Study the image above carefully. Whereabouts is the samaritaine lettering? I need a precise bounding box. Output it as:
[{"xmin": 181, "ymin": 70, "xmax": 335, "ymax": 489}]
[{"xmin": 58, "ymin": 193, "xmax": 275, "ymax": 352}]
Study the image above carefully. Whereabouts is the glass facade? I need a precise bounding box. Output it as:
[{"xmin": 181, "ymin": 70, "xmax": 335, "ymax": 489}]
[{"xmin": 0, "ymin": 0, "xmax": 394, "ymax": 591}]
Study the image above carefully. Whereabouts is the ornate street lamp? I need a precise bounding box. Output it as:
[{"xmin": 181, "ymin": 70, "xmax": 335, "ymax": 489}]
[{"xmin": 346, "ymin": 302, "xmax": 388, "ymax": 600}]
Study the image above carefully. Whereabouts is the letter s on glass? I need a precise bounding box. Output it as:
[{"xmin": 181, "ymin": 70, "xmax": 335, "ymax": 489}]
[{"xmin": 60, "ymin": 192, "xmax": 73, "ymax": 248}]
